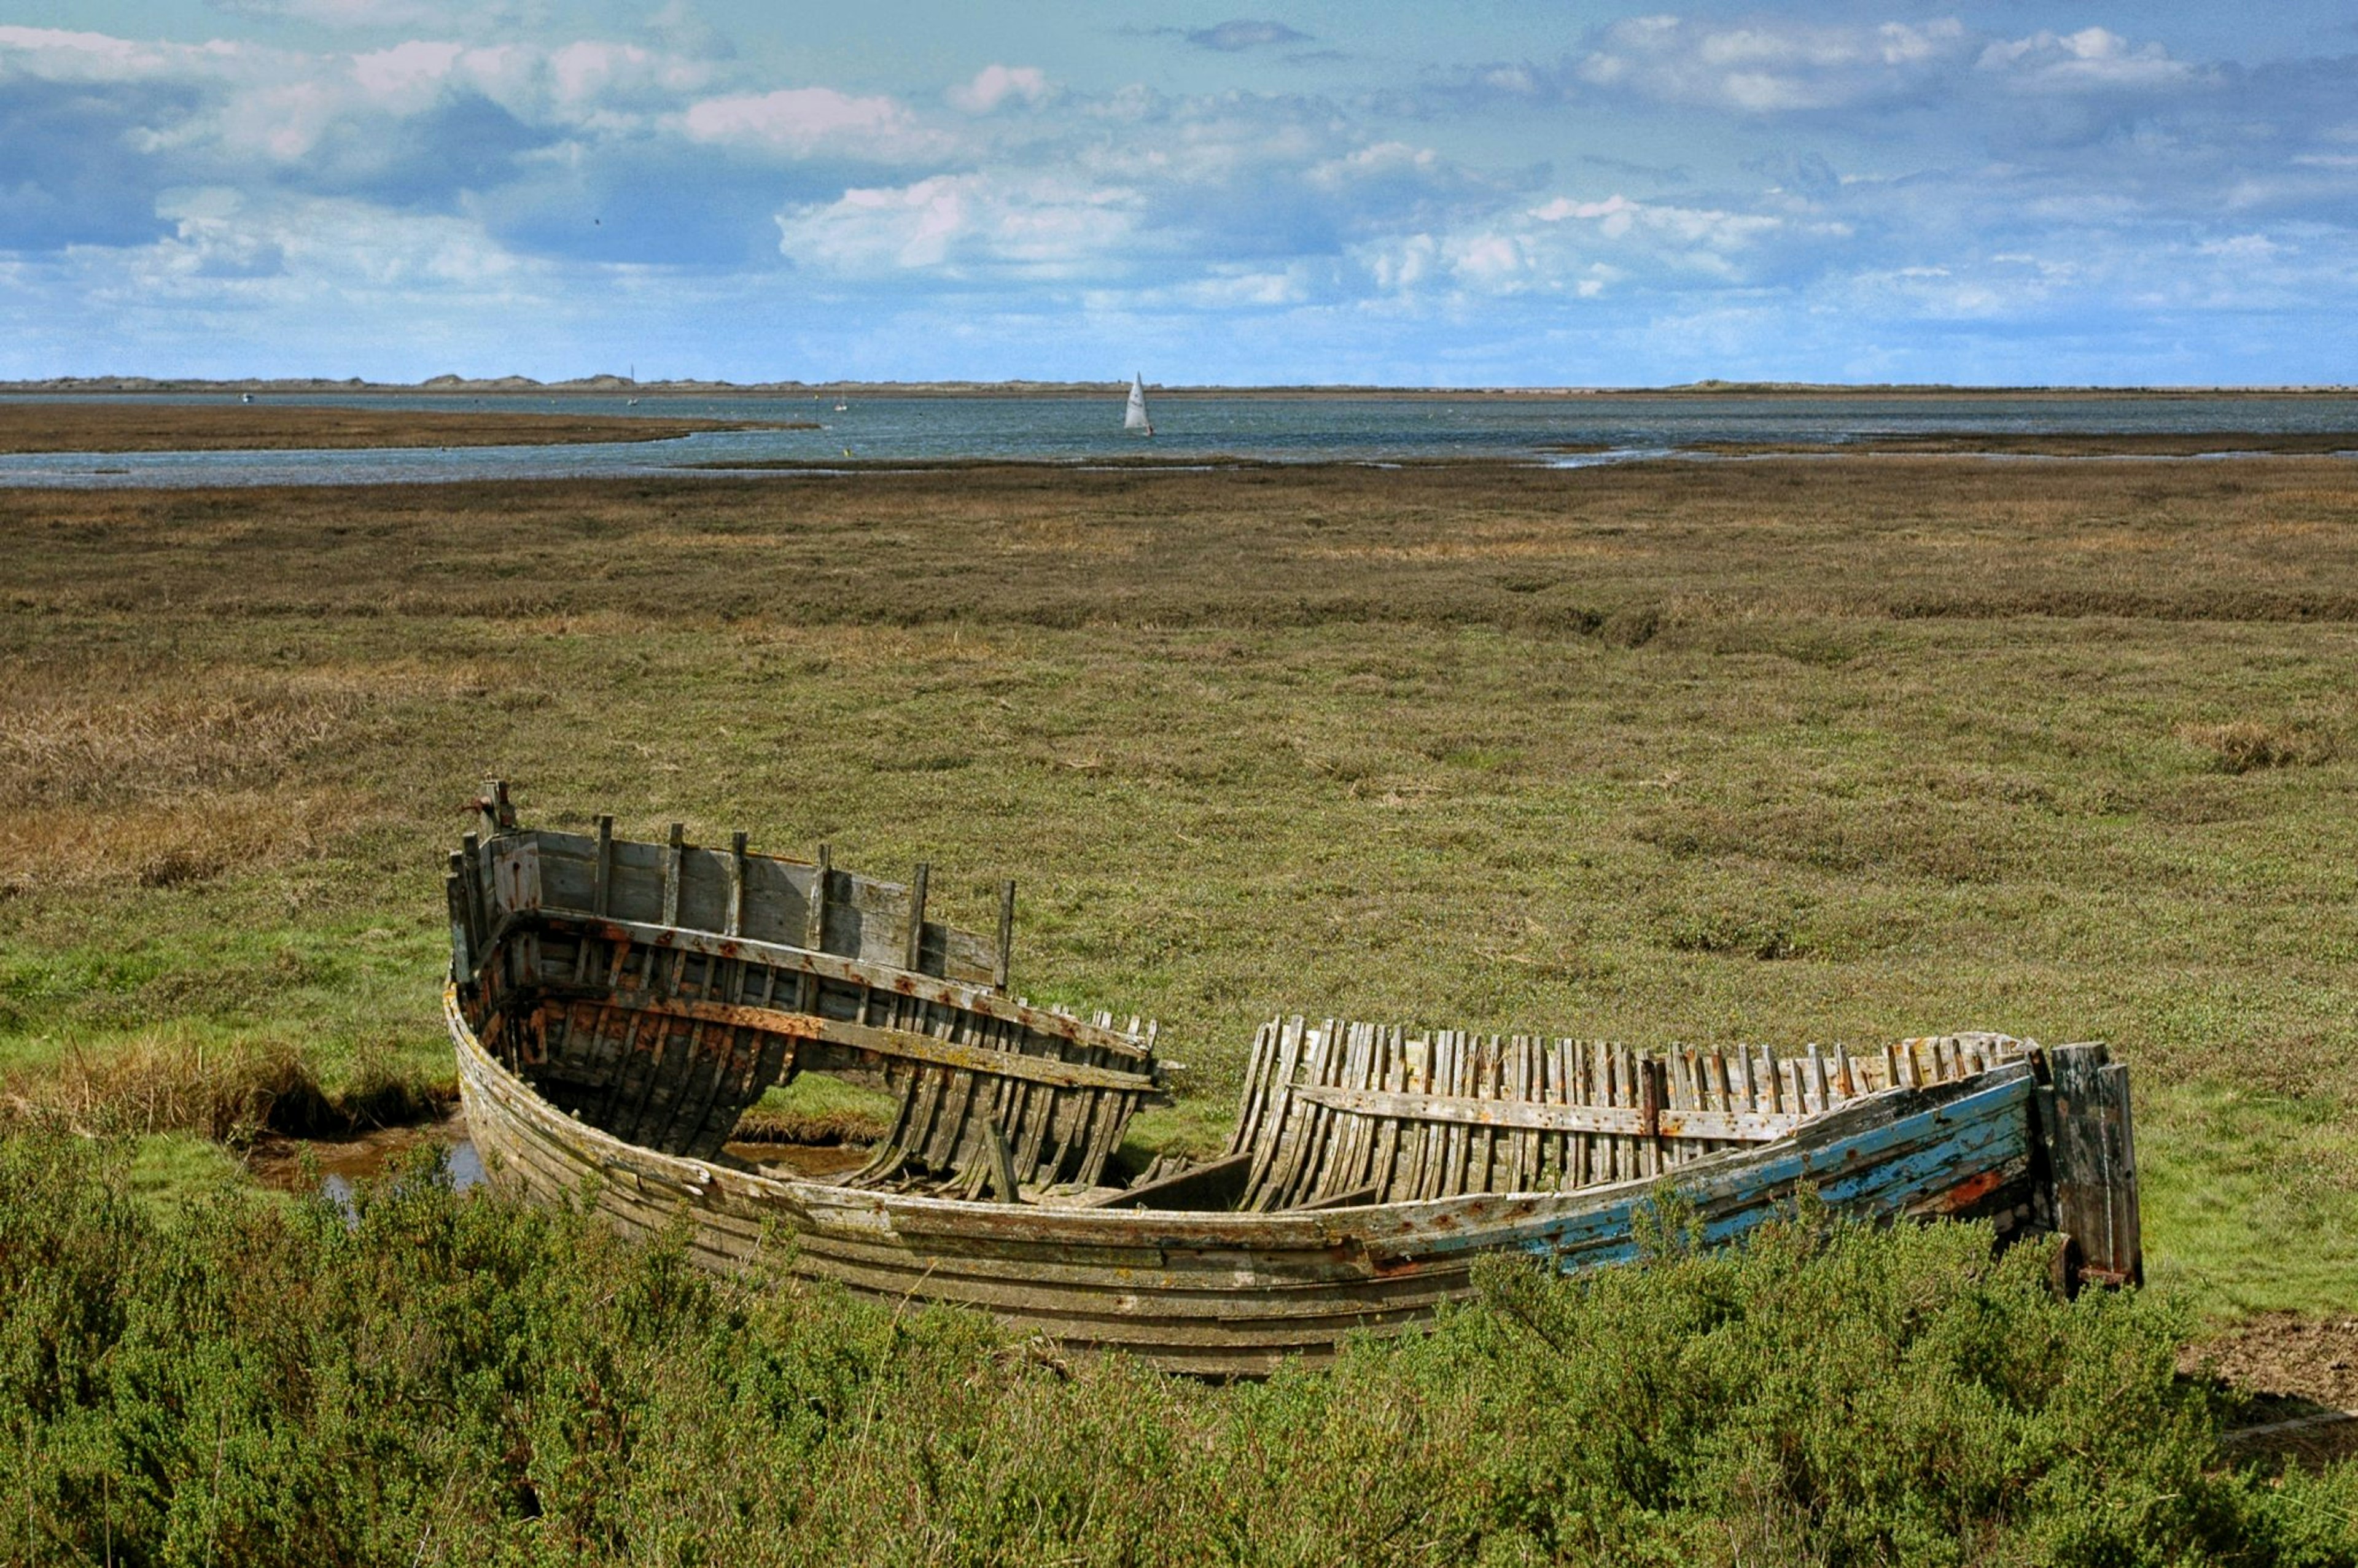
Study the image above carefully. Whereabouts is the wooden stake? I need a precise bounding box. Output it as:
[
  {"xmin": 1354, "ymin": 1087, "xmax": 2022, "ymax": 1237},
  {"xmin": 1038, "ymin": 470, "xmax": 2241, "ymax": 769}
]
[
  {"xmin": 661, "ymin": 823, "xmax": 685, "ymax": 926},
  {"xmin": 994, "ymin": 879, "xmax": 1017, "ymax": 992},
  {"xmin": 806, "ymin": 844, "xmax": 830, "ymax": 952},
  {"xmin": 905, "ymin": 860, "xmax": 930, "ymax": 972},
  {"xmin": 592, "ymin": 814, "xmax": 613, "ymax": 917},
  {"xmin": 2038, "ymin": 1042, "xmax": 2142, "ymax": 1290},
  {"xmin": 726, "ymin": 831, "xmax": 747, "ymax": 936}
]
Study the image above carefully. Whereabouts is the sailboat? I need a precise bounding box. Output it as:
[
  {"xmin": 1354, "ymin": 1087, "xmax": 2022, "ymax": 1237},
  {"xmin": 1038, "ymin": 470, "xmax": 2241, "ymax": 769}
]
[{"xmin": 1124, "ymin": 373, "xmax": 1153, "ymax": 437}]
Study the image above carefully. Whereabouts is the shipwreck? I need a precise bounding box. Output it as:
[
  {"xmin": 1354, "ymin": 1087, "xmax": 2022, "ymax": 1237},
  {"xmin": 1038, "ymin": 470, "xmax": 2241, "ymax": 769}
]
[{"xmin": 447, "ymin": 784, "xmax": 2141, "ymax": 1377}]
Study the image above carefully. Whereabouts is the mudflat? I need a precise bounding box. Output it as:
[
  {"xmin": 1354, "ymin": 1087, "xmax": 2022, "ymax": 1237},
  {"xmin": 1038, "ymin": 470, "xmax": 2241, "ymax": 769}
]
[
  {"xmin": 1660, "ymin": 432, "xmax": 2358, "ymax": 457},
  {"xmin": 0, "ymin": 400, "xmax": 798, "ymax": 453}
]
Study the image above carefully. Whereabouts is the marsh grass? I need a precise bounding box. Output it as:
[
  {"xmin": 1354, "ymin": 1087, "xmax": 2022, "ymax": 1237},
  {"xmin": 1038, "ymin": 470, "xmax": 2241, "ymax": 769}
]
[
  {"xmin": 732, "ymin": 1072, "xmax": 899, "ymax": 1145},
  {"xmin": 0, "ymin": 401, "xmax": 773, "ymax": 453},
  {"xmin": 1, "ymin": 459, "xmax": 2355, "ymax": 1311},
  {"xmin": 0, "ymin": 1025, "xmax": 438, "ymax": 1146}
]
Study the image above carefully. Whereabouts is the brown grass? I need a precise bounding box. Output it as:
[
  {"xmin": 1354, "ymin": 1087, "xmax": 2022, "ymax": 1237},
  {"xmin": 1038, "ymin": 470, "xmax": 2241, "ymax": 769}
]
[
  {"xmin": 1644, "ymin": 432, "xmax": 2358, "ymax": 457},
  {"xmin": 0, "ymin": 791, "xmax": 373, "ymax": 895},
  {"xmin": 0, "ymin": 666, "xmax": 404, "ymax": 890},
  {"xmin": 2178, "ymin": 720, "xmax": 2335, "ymax": 774},
  {"xmin": 4, "ymin": 1033, "xmax": 443, "ymax": 1142},
  {"xmin": 6, "ymin": 459, "xmax": 2356, "ymax": 631},
  {"xmin": 1, "ymin": 1030, "xmax": 326, "ymax": 1144},
  {"xmin": 0, "ymin": 402, "xmax": 796, "ymax": 454},
  {"xmin": 0, "ymin": 686, "xmax": 344, "ymax": 804}
]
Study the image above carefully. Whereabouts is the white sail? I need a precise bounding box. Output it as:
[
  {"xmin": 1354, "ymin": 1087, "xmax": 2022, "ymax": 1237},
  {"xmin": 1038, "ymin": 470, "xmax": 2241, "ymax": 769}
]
[{"xmin": 1124, "ymin": 373, "xmax": 1152, "ymax": 434}]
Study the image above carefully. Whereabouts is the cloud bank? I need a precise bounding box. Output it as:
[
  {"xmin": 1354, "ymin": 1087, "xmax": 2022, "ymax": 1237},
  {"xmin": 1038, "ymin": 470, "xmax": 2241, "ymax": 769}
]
[{"xmin": 2, "ymin": 9, "xmax": 2353, "ymax": 382}]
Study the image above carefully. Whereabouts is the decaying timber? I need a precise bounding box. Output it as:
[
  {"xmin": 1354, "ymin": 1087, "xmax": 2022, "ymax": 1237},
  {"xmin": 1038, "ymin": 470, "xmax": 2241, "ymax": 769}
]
[
  {"xmin": 448, "ymin": 782, "xmax": 1158, "ymax": 1192},
  {"xmin": 449, "ymin": 785, "xmax": 2143, "ymax": 1376}
]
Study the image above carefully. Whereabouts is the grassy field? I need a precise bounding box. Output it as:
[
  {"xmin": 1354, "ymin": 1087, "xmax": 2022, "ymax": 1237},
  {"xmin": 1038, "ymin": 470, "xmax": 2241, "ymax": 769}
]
[{"xmin": 2, "ymin": 456, "xmax": 2356, "ymax": 1319}]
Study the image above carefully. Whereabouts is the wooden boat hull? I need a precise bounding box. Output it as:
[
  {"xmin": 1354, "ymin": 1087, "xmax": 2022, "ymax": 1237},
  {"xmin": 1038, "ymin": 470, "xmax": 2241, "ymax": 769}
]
[
  {"xmin": 446, "ymin": 789, "xmax": 2139, "ymax": 1376},
  {"xmin": 454, "ymin": 984, "xmax": 2077, "ymax": 1376}
]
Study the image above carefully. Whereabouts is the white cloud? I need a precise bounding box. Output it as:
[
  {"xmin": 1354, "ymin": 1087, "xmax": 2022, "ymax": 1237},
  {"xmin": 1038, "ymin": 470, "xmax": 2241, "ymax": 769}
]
[
  {"xmin": 1174, "ymin": 265, "xmax": 1312, "ymax": 307},
  {"xmin": 1307, "ymin": 141, "xmax": 1441, "ymax": 190},
  {"xmin": 0, "ymin": 24, "xmax": 150, "ymax": 78},
  {"xmin": 1344, "ymin": 181, "xmax": 1854, "ymax": 306},
  {"xmin": 1563, "ymin": 16, "xmax": 2204, "ymax": 116},
  {"xmin": 1976, "ymin": 28, "xmax": 2200, "ymax": 94},
  {"xmin": 0, "ymin": 24, "xmax": 261, "ymax": 83},
  {"xmin": 348, "ymin": 39, "xmax": 464, "ymax": 103},
  {"xmin": 681, "ymin": 87, "xmax": 943, "ymax": 159},
  {"xmin": 1573, "ymin": 16, "xmax": 1974, "ymax": 112},
  {"xmin": 101, "ymin": 188, "xmax": 526, "ymax": 308},
  {"xmin": 947, "ymin": 64, "xmax": 1050, "ymax": 115},
  {"xmin": 207, "ymin": 0, "xmax": 539, "ymax": 32},
  {"xmin": 1183, "ymin": 20, "xmax": 1311, "ymax": 53},
  {"xmin": 775, "ymin": 172, "xmax": 1138, "ymax": 275},
  {"xmin": 1530, "ymin": 193, "xmax": 1784, "ymax": 252}
]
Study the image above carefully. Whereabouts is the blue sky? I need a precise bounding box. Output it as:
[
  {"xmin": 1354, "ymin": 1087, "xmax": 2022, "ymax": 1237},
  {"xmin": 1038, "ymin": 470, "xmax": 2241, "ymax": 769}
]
[{"xmin": 2, "ymin": 2, "xmax": 2353, "ymax": 384}]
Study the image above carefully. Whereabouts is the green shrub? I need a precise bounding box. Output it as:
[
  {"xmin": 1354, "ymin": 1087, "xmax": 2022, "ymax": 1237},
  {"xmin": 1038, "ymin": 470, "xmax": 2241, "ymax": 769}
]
[{"xmin": 1, "ymin": 1131, "xmax": 2352, "ymax": 1565}]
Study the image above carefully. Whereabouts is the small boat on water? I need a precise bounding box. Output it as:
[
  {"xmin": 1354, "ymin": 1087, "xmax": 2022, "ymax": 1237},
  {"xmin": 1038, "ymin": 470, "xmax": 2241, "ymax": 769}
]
[
  {"xmin": 1124, "ymin": 373, "xmax": 1153, "ymax": 437},
  {"xmin": 448, "ymin": 785, "xmax": 2141, "ymax": 1376}
]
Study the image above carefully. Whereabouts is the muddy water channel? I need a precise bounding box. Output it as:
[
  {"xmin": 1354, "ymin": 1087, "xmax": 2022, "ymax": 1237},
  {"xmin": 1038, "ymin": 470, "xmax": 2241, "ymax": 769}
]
[{"xmin": 248, "ymin": 1109, "xmax": 484, "ymax": 1206}]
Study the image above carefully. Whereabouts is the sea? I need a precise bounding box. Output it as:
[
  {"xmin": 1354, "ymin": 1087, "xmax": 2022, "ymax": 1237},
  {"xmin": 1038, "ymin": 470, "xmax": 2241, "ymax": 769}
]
[{"xmin": 2, "ymin": 389, "xmax": 2354, "ymax": 487}]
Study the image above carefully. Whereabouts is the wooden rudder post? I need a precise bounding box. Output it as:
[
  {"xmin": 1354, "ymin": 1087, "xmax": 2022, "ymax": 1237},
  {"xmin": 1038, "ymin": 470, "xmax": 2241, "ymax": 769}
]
[{"xmin": 2036, "ymin": 1042, "xmax": 2142, "ymax": 1290}]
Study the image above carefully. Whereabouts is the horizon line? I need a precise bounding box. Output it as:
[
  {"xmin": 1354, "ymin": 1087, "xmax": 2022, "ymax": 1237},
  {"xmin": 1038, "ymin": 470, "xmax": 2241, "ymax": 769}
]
[{"xmin": 7, "ymin": 376, "xmax": 2356, "ymax": 397}]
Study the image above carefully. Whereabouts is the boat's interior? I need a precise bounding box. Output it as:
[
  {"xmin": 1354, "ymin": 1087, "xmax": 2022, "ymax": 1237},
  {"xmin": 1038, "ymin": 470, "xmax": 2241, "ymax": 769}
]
[{"xmin": 450, "ymin": 785, "xmax": 2028, "ymax": 1213}]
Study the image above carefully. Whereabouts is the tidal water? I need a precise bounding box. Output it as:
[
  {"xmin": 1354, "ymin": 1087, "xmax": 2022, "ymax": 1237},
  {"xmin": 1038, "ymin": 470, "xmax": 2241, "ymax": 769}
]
[{"xmin": 2, "ymin": 389, "xmax": 2354, "ymax": 487}]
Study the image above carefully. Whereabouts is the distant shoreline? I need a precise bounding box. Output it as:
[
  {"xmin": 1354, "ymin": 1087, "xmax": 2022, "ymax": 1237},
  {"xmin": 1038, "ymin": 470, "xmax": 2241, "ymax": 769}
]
[
  {"xmin": 0, "ymin": 403, "xmax": 801, "ymax": 455},
  {"xmin": 4, "ymin": 378, "xmax": 2354, "ymax": 401}
]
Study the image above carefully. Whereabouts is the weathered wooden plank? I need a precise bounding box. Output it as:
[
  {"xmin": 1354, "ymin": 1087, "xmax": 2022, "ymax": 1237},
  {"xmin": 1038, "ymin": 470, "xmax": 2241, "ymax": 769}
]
[
  {"xmin": 1278, "ymin": 1018, "xmax": 1339, "ymax": 1206},
  {"xmin": 1243, "ymin": 1017, "xmax": 1306, "ymax": 1205},
  {"xmin": 1607, "ymin": 1046, "xmax": 1632, "ymax": 1181},
  {"xmin": 1275, "ymin": 1021, "xmax": 1340, "ymax": 1208},
  {"xmin": 542, "ymin": 912, "xmax": 1153, "ymax": 1062},
  {"xmin": 1468, "ymin": 1034, "xmax": 1498, "ymax": 1196},
  {"xmin": 1304, "ymin": 1022, "xmax": 1356, "ymax": 1203},
  {"xmin": 1089, "ymin": 1152, "xmax": 1252, "ymax": 1211},
  {"xmin": 591, "ymin": 992, "xmax": 1158, "ymax": 1093},
  {"xmin": 979, "ymin": 1122, "xmax": 1021, "ymax": 1203},
  {"xmin": 2041, "ymin": 1042, "xmax": 2142, "ymax": 1288},
  {"xmin": 1435, "ymin": 1031, "xmax": 1467, "ymax": 1198},
  {"xmin": 1335, "ymin": 1022, "xmax": 1380, "ymax": 1198},
  {"xmin": 1707, "ymin": 1049, "xmax": 1736, "ymax": 1159},
  {"xmin": 1225, "ymin": 1021, "xmax": 1278, "ymax": 1159},
  {"xmin": 1509, "ymin": 1036, "xmax": 1536, "ymax": 1191},
  {"xmin": 1402, "ymin": 1031, "xmax": 1433, "ymax": 1201}
]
